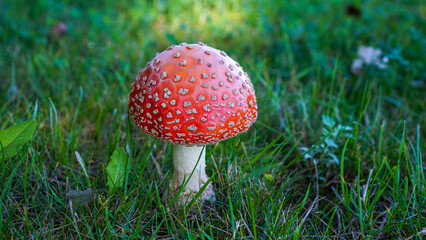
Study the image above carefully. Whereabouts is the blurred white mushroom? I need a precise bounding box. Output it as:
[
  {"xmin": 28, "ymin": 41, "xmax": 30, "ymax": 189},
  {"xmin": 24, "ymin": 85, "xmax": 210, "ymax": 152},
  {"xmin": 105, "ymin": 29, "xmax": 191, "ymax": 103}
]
[
  {"xmin": 351, "ymin": 58, "xmax": 364, "ymax": 75},
  {"xmin": 351, "ymin": 46, "xmax": 388, "ymax": 75}
]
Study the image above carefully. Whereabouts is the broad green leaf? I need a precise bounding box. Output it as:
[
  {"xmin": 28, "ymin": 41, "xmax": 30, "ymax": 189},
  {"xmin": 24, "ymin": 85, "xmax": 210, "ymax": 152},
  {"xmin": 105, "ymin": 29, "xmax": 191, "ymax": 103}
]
[
  {"xmin": 106, "ymin": 148, "xmax": 128, "ymax": 192},
  {"xmin": 0, "ymin": 120, "xmax": 36, "ymax": 160}
]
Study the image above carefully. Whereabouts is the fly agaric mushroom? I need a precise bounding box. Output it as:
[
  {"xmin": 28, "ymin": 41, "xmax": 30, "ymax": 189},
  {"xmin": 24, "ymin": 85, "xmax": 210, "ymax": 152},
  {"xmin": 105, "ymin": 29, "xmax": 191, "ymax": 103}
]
[{"xmin": 128, "ymin": 42, "xmax": 257, "ymax": 206}]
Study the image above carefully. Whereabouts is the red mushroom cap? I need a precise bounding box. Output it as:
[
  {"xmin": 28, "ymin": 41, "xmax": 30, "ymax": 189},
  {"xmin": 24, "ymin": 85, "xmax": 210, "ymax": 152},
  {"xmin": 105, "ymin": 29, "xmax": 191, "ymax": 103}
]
[{"xmin": 128, "ymin": 42, "xmax": 257, "ymax": 145}]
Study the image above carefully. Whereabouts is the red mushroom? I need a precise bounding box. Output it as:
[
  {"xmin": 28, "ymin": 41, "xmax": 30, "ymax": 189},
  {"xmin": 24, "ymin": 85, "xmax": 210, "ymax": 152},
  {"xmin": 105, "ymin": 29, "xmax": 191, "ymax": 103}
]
[{"xmin": 128, "ymin": 42, "xmax": 257, "ymax": 206}]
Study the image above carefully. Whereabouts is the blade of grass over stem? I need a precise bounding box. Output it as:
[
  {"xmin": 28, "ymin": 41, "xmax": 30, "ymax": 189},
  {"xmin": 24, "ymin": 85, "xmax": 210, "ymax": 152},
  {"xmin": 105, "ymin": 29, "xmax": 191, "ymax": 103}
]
[
  {"xmin": 183, "ymin": 172, "xmax": 216, "ymax": 213},
  {"xmin": 166, "ymin": 146, "xmax": 206, "ymax": 209}
]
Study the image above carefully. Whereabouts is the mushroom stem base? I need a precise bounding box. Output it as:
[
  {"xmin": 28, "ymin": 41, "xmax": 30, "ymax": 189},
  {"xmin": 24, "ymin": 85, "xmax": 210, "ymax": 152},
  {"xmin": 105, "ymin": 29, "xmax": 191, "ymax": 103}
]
[{"xmin": 163, "ymin": 144, "xmax": 215, "ymax": 208}]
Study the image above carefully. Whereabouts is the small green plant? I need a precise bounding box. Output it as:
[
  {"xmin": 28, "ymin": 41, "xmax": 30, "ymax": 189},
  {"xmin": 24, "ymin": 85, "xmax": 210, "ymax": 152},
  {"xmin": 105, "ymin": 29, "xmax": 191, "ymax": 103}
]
[
  {"xmin": 300, "ymin": 115, "xmax": 353, "ymax": 164},
  {"xmin": 0, "ymin": 120, "xmax": 36, "ymax": 160}
]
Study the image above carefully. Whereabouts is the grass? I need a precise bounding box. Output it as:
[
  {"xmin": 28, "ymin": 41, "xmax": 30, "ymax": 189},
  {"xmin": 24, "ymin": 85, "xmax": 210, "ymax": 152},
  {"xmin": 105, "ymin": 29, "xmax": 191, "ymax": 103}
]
[{"xmin": 1, "ymin": 0, "xmax": 425, "ymax": 239}]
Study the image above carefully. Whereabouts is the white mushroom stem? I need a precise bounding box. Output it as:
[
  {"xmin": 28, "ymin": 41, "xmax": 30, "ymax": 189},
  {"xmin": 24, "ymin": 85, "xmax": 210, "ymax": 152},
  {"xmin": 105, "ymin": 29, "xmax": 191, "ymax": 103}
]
[{"xmin": 170, "ymin": 144, "xmax": 208, "ymax": 194}]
